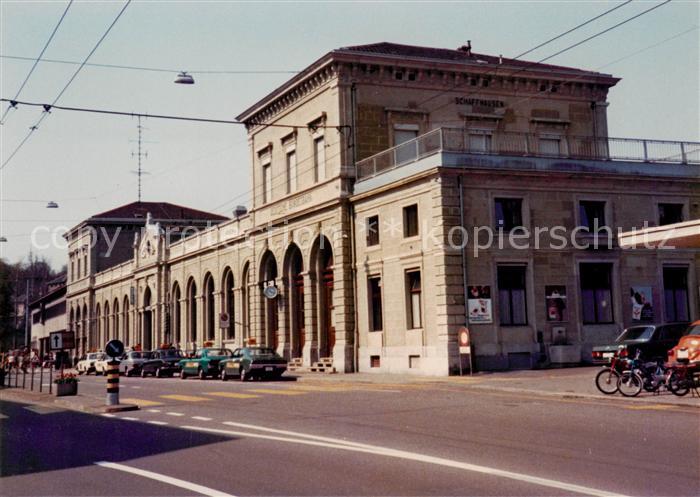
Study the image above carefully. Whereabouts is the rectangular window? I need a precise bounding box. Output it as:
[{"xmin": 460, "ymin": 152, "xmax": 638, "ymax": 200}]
[
  {"xmin": 539, "ymin": 136, "xmax": 561, "ymax": 156},
  {"xmin": 406, "ymin": 271, "xmax": 422, "ymax": 329},
  {"xmin": 262, "ymin": 163, "xmax": 272, "ymax": 204},
  {"xmin": 77, "ymin": 259, "xmax": 81, "ymax": 279},
  {"xmin": 314, "ymin": 136, "xmax": 325, "ymax": 182},
  {"xmin": 580, "ymin": 263, "xmax": 614, "ymax": 324},
  {"xmin": 658, "ymin": 203, "xmax": 684, "ymax": 226},
  {"xmin": 368, "ymin": 276, "xmax": 383, "ymax": 331},
  {"xmin": 285, "ymin": 150, "xmax": 297, "ymax": 194},
  {"xmin": 579, "ymin": 200, "xmax": 606, "ymax": 229},
  {"xmin": 393, "ymin": 128, "xmax": 418, "ymax": 164},
  {"xmin": 664, "ymin": 267, "xmax": 689, "ymax": 322},
  {"xmin": 366, "ymin": 215, "xmax": 379, "ymax": 246},
  {"xmin": 70, "ymin": 260, "xmax": 74, "ymax": 282},
  {"xmin": 403, "ymin": 204, "xmax": 419, "ymax": 238},
  {"xmin": 468, "ymin": 131, "xmax": 492, "ymax": 153},
  {"xmin": 83, "ymin": 254, "xmax": 87, "ymax": 276},
  {"xmin": 497, "ymin": 266, "xmax": 528, "ymax": 326},
  {"xmin": 494, "ymin": 198, "xmax": 523, "ymax": 232}
]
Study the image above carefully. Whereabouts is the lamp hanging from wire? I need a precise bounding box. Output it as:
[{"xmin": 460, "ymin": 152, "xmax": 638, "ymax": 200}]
[{"xmin": 174, "ymin": 71, "xmax": 194, "ymax": 84}]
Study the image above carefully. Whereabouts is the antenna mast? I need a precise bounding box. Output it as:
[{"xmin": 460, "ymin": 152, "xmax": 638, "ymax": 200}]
[{"xmin": 131, "ymin": 115, "xmax": 148, "ymax": 202}]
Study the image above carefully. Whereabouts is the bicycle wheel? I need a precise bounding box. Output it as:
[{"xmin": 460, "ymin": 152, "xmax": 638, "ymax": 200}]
[
  {"xmin": 668, "ymin": 371, "xmax": 690, "ymax": 397},
  {"xmin": 618, "ymin": 371, "xmax": 643, "ymax": 397},
  {"xmin": 595, "ymin": 368, "xmax": 620, "ymax": 395}
]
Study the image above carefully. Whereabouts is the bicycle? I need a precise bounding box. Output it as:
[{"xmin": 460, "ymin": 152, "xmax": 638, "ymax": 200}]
[{"xmin": 595, "ymin": 346, "xmax": 629, "ymax": 395}]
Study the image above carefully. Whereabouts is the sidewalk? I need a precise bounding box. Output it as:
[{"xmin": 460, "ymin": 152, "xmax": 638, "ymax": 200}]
[{"xmin": 292, "ymin": 366, "xmax": 700, "ymax": 408}]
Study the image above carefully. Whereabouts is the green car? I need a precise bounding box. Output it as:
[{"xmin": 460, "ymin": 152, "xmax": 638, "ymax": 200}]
[
  {"xmin": 219, "ymin": 347, "xmax": 288, "ymax": 381},
  {"xmin": 179, "ymin": 348, "xmax": 233, "ymax": 380}
]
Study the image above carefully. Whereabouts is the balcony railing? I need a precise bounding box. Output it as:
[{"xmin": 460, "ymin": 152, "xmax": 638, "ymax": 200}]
[{"xmin": 355, "ymin": 128, "xmax": 700, "ymax": 181}]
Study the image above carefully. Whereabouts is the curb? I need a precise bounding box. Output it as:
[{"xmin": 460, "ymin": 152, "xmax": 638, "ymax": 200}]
[{"xmin": 0, "ymin": 387, "xmax": 139, "ymax": 414}]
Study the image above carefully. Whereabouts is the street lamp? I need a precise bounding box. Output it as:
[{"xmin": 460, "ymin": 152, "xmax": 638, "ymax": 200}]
[
  {"xmin": 46, "ymin": 201, "xmax": 59, "ymax": 208},
  {"xmin": 0, "ymin": 236, "xmax": 7, "ymax": 242},
  {"xmin": 174, "ymin": 72, "xmax": 195, "ymax": 85}
]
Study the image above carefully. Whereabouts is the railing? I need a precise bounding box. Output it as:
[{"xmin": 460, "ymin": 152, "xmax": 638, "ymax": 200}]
[{"xmin": 355, "ymin": 128, "xmax": 700, "ymax": 181}]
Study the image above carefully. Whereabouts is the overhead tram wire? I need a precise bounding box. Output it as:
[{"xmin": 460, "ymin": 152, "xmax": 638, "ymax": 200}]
[
  {"xmin": 419, "ymin": 0, "xmax": 673, "ymax": 118},
  {"xmin": 0, "ymin": 0, "xmax": 74, "ymax": 125},
  {"xmin": 1, "ymin": 0, "xmax": 132, "ymax": 171},
  {"xmin": 0, "ymin": 100, "xmax": 350, "ymax": 131},
  {"xmin": 415, "ymin": 0, "xmax": 669, "ymax": 116},
  {"xmin": 0, "ymin": 55, "xmax": 300, "ymax": 75}
]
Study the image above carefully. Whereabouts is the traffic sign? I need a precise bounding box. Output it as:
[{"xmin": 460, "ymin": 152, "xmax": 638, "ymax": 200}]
[
  {"xmin": 49, "ymin": 332, "xmax": 63, "ymax": 351},
  {"xmin": 458, "ymin": 327, "xmax": 471, "ymax": 354},
  {"xmin": 105, "ymin": 340, "xmax": 125, "ymax": 358},
  {"xmin": 219, "ymin": 312, "xmax": 230, "ymax": 329},
  {"xmin": 263, "ymin": 285, "xmax": 278, "ymax": 299}
]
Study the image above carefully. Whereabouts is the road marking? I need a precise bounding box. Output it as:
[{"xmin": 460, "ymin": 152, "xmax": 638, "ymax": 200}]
[
  {"xmin": 165, "ymin": 412, "xmax": 185, "ymax": 417},
  {"xmin": 131, "ymin": 386, "xmax": 141, "ymax": 389},
  {"xmin": 122, "ymin": 417, "xmax": 139, "ymax": 421},
  {"xmin": 205, "ymin": 392, "xmax": 260, "ymax": 399},
  {"xmin": 221, "ymin": 422, "xmax": 377, "ymax": 450},
  {"xmin": 185, "ymin": 424, "xmax": 630, "ymax": 497},
  {"xmin": 101, "ymin": 413, "xmax": 116, "ymax": 418},
  {"xmin": 120, "ymin": 398, "xmax": 163, "ymax": 407},
  {"xmin": 160, "ymin": 394, "xmax": 211, "ymax": 402},
  {"xmin": 248, "ymin": 388, "xmax": 306, "ymax": 396},
  {"xmin": 192, "ymin": 416, "xmax": 212, "ymax": 421},
  {"xmin": 624, "ymin": 404, "xmax": 674, "ymax": 411},
  {"xmin": 147, "ymin": 420, "xmax": 168, "ymax": 426},
  {"xmin": 147, "ymin": 409, "xmax": 161, "ymax": 413},
  {"xmin": 0, "ymin": 414, "xmax": 7, "ymax": 420},
  {"xmin": 96, "ymin": 461, "xmax": 237, "ymax": 497}
]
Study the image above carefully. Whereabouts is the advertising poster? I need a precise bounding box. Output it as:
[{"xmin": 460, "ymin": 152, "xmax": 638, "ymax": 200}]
[
  {"xmin": 545, "ymin": 286, "xmax": 567, "ymax": 322},
  {"xmin": 468, "ymin": 286, "xmax": 492, "ymax": 324},
  {"xmin": 630, "ymin": 286, "xmax": 653, "ymax": 321}
]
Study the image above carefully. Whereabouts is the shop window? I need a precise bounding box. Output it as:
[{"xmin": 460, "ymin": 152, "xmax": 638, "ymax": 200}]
[
  {"xmin": 497, "ymin": 266, "xmax": 528, "ymax": 326},
  {"xmin": 494, "ymin": 198, "xmax": 523, "ymax": 232},
  {"xmin": 406, "ymin": 270, "xmax": 422, "ymax": 329},
  {"xmin": 664, "ymin": 267, "xmax": 689, "ymax": 322},
  {"xmin": 368, "ymin": 276, "xmax": 383, "ymax": 331},
  {"xmin": 403, "ymin": 204, "xmax": 419, "ymax": 238},
  {"xmin": 658, "ymin": 203, "xmax": 684, "ymax": 226},
  {"xmin": 579, "ymin": 200, "xmax": 607, "ymax": 229},
  {"xmin": 366, "ymin": 215, "xmax": 379, "ymax": 246},
  {"xmin": 580, "ymin": 263, "xmax": 614, "ymax": 324}
]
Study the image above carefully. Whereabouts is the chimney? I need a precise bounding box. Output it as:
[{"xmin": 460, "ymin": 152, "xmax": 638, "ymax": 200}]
[{"xmin": 458, "ymin": 40, "xmax": 472, "ymax": 56}]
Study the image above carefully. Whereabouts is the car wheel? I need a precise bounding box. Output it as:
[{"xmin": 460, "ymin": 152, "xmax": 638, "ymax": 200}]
[
  {"xmin": 180, "ymin": 369, "xmax": 187, "ymax": 379},
  {"xmin": 221, "ymin": 369, "xmax": 228, "ymax": 381},
  {"xmin": 198, "ymin": 368, "xmax": 206, "ymax": 380},
  {"xmin": 239, "ymin": 368, "xmax": 248, "ymax": 382}
]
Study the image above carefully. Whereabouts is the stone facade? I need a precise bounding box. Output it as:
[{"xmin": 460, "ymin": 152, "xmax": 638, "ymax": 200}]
[{"xmin": 65, "ymin": 42, "xmax": 700, "ymax": 374}]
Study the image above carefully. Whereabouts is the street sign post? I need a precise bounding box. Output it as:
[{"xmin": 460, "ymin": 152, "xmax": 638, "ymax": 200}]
[
  {"xmin": 458, "ymin": 326, "xmax": 473, "ymax": 376},
  {"xmin": 49, "ymin": 332, "xmax": 63, "ymax": 351}
]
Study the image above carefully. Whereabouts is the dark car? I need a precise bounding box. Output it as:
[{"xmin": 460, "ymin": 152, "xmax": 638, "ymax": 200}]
[
  {"xmin": 139, "ymin": 349, "xmax": 184, "ymax": 378},
  {"xmin": 591, "ymin": 323, "xmax": 689, "ymax": 364},
  {"xmin": 219, "ymin": 346, "xmax": 288, "ymax": 381}
]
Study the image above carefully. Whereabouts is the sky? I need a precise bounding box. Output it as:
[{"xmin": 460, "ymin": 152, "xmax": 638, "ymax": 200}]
[{"xmin": 1, "ymin": 0, "xmax": 698, "ymax": 270}]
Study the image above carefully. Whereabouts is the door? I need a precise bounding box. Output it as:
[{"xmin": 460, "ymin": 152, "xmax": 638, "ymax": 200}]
[
  {"xmin": 294, "ymin": 274, "xmax": 305, "ymax": 357},
  {"xmin": 322, "ymin": 266, "xmax": 335, "ymax": 357}
]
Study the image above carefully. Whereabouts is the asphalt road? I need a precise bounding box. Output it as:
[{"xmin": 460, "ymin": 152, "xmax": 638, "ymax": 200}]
[{"xmin": 1, "ymin": 373, "xmax": 698, "ymax": 497}]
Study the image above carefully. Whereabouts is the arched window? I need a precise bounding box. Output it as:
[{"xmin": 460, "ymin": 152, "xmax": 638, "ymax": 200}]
[
  {"xmin": 187, "ymin": 278, "xmax": 197, "ymax": 344},
  {"xmin": 171, "ymin": 283, "xmax": 181, "ymax": 347},
  {"xmin": 222, "ymin": 269, "xmax": 235, "ymax": 340},
  {"xmin": 203, "ymin": 273, "xmax": 215, "ymax": 342}
]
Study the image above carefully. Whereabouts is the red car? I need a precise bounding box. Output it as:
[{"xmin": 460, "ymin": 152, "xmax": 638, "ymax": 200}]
[{"xmin": 667, "ymin": 320, "xmax": 700, "ymax": 364}]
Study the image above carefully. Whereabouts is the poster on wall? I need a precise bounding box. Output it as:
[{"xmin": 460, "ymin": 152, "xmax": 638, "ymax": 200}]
[
  {"xmin": 630, "ymin": 286, "xmax": 654, "ymax": 321},
  {"xmin": 545, "ymin": 286, "xmax": 567, "ymax": 322},
  {"xmin": 468, "ymin": 286, "xmax": 492, "ymax": 324}
]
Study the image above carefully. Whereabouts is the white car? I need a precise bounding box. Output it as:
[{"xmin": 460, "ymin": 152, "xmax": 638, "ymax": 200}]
[
  {"xmin": 94, "ymin": 355, "xmax": 120, "ymax": 375},
  {"xmin": 77, "ymin": 352, "xmax": 105, "ymax": 375}
]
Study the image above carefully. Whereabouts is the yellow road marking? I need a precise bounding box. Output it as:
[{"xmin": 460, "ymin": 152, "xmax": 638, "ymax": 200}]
[
  {"xmin": 288, "ymin": 385, "xmax": 357, "ymax": 392},
  {"xmin": 205, "ymin": 392, "xmax": 261, "ymax": 399},
  {"xmin": 624, "ymin": 404, "xmax": 674, "ymax": 411},
  {"xmin": 119, "ymin": 398, "xmax": 163, "ymax": 407},
  {"xmin": 160, "ymin": 394, "xmax": 211, "ymax": 402},
  {"xmin": 248, "ymin": 389, "xmax": 307, "ymax": 396}
]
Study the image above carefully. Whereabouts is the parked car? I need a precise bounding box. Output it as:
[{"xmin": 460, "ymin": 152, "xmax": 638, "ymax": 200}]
[
  {"xmin": 179, "ymin": 347, "xmax": 233, "ymax": 379},
  {"xmin": 76, "ymin": 352, "xmax": 105, "ymax": 375},
  {"xmin": 219, "ymin": 346, "xmax": 288, "ymax": 381},
  {"xmin": 591, "ymin": 323, "xmax": 689, "ymax": 364},
  {"xmin": 120, "ymin": 350, "xmax": 153, "ymax": 376},
  {"xmin": 667, "ymin": 320, "xmax": 700, "ymax": 364},
  {"xmin": 94, "ymin": 355, "xmax": 120, "ymax": 375},
  {"xmin": 140, "ymin": 348, "xmax": 184, "ymax": 377}
]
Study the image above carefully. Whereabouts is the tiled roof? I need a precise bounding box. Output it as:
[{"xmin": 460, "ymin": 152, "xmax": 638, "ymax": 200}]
[
  {"xmin": 89, "ymin": 202, "xmax": 228, "ymax": 221},
  {"xmin": 336, "ymin": 42, "xmax": 610, "ymax": 77}
]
